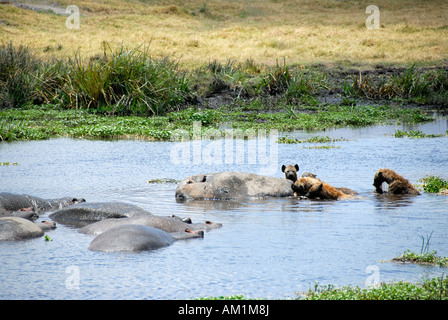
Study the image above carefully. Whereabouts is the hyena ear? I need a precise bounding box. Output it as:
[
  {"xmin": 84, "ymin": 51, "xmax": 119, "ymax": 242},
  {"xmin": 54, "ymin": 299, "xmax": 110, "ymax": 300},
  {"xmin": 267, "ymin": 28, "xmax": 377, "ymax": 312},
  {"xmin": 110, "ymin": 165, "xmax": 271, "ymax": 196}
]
[
  {"xmin": 294, "ymin": 164, "xmax": 299, "ymax": 171},
  {"xmin": 281, "ymin": 165, "xmax": 286, "ymax": 172}
]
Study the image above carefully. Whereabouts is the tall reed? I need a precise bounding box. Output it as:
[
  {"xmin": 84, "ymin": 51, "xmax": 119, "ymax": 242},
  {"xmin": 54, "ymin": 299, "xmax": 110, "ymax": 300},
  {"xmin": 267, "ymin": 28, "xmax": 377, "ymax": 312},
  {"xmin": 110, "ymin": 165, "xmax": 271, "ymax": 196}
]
[{"xmin": 61, "ymin": 45, "xmax": 192, "ymax": 115}]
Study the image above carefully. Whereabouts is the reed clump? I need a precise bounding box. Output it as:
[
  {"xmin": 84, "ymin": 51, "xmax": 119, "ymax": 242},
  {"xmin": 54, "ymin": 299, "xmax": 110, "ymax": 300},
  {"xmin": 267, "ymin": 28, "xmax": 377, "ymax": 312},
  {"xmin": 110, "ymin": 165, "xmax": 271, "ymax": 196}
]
[
  {"xmin": 344, "ymin": 65, "xmax": 448, "ymax": 105},
  {"xmin": 0, "ymin": 42, "xmax": 192, "ymax": 115}
]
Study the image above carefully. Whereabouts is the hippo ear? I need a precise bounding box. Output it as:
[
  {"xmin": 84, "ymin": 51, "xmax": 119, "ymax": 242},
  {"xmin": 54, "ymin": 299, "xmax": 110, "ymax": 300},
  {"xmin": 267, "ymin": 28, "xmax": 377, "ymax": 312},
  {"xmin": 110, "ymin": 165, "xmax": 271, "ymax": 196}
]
[
  {"xmin": 281, "ymin": 165, "xmax": 286, "ymax": 172},
  {"xmin": 294, "ymin": 164, "xmax": 299, "ymax": 171}
]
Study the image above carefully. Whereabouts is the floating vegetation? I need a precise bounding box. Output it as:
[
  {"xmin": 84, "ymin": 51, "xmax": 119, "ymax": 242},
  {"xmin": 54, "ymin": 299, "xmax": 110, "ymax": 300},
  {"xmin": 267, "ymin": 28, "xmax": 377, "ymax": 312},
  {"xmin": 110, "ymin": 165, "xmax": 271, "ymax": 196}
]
[
  {"xmin": 392, "ymin": 250, "xmax": 448, "ymax": 267},
  {"xmin": 0, "ymin": 104, "xmax": 433, "ymax": 142},
  {"xmin": 277, "ymin": 135, "xmax": 349, "ymax": 144},
  {"xmin": 392, "ymin": 232, "xmax": 448, "ymax": 267},
  {"xmin": 0, "ymin": 162, "xmax": 19, "ymax": 166},
  {"xmin": 394, "ymin": 130, "xmax": 448, "ymax": 138},
  {"xmin": 299, "ymin": 276, "xmax": 448, "ymax": 300},
  {"xmin": 419, "ymin": 175, "xmax": 448, "ymax": 193},
  {"xmin": 298, "ymin": 145, "xmax": 341, "ymax": 149},
  {"xmin": 147, "ymin": 178, "xmax": 180, "ymax": 184}
]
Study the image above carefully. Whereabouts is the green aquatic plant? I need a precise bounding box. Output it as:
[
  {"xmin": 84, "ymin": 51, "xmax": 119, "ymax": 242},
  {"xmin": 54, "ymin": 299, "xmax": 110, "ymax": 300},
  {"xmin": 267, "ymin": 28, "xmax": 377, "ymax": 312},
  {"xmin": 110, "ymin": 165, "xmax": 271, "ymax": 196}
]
[
  {"xmin": 0, "ymin": 162, "xmax": 19, "ymax": 166},
  {"xmin": 299, "ymin": 276, "xmax": 448, "ymax": 300},
  {"xmin": 392, "ymin": 232, "xmax": 448, "ymax": 267},
  {"xmin": 420, "ymin": 175, "xmax": 448, "ymax": 193},
  {"xmin": 147, "ymin": 178, "xmax": 179, "ymax": 184},
  {"xmin": 277, "ymin": 135, "xmax": 348, "ymax": 144},
  {"xmin": 299, "ymin": 145, "xmax": 341, "ymax": 149},
  {"xmin": 394, "ymin": 130, "xmax": 447, "ymax": 138}
]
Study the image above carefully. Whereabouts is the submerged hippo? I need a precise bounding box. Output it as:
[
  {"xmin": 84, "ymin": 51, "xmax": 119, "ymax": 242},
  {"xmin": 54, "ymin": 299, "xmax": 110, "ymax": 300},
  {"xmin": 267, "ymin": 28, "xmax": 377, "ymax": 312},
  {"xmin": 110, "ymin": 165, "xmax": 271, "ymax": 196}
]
[
  {"xmin": 0, "ymin": 217, "xmax": 57, "ymax": 241},
  {"xmin": 88, "ymin": 224, "xmax": 204, "ymax": 252},
  {"xmin": 12, "ymin": 207, "xmax": 39, "ymax": 221},
  {"xmin": 0, "ymin": 192, "xmax": 85, "ymax": 215},
  {"xmin": 0, "ymin": 217, "xmax": 44, "ymax": 241},
  {"xmin": 175, "ymin": 171, "xmax": 294, "ymax": 201},
  {"xmin": 79, "ymin": 214, "xmax": 222, "ymax": 236},
  {"xmin": 35, "ymin": 221, "xmax": 57, "ymax": 232},
  {"xmin": 49, "ymin": 202, "xmax": 153, "ymax": 227}
]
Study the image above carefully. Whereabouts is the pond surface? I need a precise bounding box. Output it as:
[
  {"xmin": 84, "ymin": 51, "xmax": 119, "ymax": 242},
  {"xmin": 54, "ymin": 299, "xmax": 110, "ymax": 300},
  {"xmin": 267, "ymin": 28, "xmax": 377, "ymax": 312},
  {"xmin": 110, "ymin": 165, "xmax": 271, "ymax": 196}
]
[{"xmin": 1, "ymin": 119, "xmax": 447, "ymax": 300}]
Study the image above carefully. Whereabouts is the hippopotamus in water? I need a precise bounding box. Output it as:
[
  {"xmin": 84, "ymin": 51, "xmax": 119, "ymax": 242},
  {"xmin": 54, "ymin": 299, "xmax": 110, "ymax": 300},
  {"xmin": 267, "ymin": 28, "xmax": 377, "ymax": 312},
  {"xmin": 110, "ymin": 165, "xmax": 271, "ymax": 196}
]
[
  {"xmin": 35, "ymin": 220, "xmax": 57, "ymax": 231},
  {"xmin": 79, "ymin": 214, "xmax": 222, "ymax": 236},
  {"xmin": 88, "ymin": 224, "xmax": 204, "ymax": 252},
  {"xmin": 0, "ymin": 217, "xmax": 42, "ymax": 240},
  {"xmin": 0, "ymin": 216, "xmax": 57, "ymax": 241},
  {"xmin": 175, "ymin": 171, "xmax": 294, "ymax": 201},
  {"xmin": 0, "ymin": 192, "xmax": 85, "ymax": 215},
  {"xmin": 11, "ymin": 207, "xmax": 39, "ymax": 221},
  {"xmin": 49, "ymin": 202, "xmax": 153, "ymax": 227}
]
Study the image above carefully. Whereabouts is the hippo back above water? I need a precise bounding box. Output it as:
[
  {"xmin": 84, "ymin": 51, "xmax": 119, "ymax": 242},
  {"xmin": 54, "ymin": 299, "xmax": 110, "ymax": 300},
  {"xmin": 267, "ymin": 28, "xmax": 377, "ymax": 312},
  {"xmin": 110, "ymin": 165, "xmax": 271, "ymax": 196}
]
[
  {"xmin": 88, "ymin": 225, "xmax": 176, "ymax": 252},
  {"xmin": 49, "ymin": 202, "xmax": 153, "ymax": 227},
  {"xmin": 79, "ymin": 214, "xmax": 222, "ymax": 236},
  {"xmin": 0, "ymin": 192, "xmax": 85, "ymax": 215},
  {"xmin": 175, "ymin": 171, "xmax": 294, "ymax": 201},
  {"xmin": 0, "ymin": 217, "xmax": 44, "ymax": 241}
]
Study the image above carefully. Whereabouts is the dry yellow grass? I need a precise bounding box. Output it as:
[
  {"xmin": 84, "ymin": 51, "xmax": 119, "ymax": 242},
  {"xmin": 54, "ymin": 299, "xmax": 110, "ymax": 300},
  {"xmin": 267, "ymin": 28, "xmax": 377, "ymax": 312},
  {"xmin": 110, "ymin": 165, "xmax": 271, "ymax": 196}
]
[{"xmin": 1, "ymin": 0, "xmax": 447, "ymax": 68}]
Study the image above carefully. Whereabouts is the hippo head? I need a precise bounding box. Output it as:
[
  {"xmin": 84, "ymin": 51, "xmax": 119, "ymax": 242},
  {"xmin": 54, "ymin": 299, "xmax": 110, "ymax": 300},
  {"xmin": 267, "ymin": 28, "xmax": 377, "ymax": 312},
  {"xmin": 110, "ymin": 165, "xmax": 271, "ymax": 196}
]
[
  {"xmin": 72, "ymin": 198, "xmax": 86, "ymax": 205},
  {"xmin": 281, "ymin": 164, "xmax": 299, "ymax": 182},
  {"xmin": 204, "ymin": 220, "xmax": 223, "ymax": 230}
]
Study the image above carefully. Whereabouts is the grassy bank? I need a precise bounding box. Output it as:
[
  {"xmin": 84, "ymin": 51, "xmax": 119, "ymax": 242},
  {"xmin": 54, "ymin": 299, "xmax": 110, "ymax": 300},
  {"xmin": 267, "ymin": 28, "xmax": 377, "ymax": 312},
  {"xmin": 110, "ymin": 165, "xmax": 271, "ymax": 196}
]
[
  {"xmin": 1, "ymin": 42, "xmax": 448, "ymax": 115},
  {"xmin": 300, "ymin": 276, "xmax": 448, "ymax": 300},
  {"xmin": 199, "ymin": 276, "xmax": 448, "ymax": 300},
  {"xmin": 0, "ymin": 41, "xmax": 445, "ymax": 141},
  {"xmin": 1, "ymin": 1, "xmax": 447, "ymax": 141}
]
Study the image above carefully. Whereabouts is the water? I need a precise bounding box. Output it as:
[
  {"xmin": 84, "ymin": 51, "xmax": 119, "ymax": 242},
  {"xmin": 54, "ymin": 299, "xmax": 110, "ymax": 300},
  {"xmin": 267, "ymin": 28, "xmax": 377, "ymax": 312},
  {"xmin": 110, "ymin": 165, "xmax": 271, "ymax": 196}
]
[{"xmin": 1, "ymin": 119, "xmax": 447, "ymax": 300}]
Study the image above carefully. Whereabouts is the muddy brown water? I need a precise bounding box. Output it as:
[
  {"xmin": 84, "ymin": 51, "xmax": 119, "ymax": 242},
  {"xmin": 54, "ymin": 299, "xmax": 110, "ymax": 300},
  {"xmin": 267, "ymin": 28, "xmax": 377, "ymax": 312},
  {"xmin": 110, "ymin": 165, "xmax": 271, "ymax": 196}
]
[{"xmin": 0, "ymin": 118, "xmax": 447, "ymax": 299}]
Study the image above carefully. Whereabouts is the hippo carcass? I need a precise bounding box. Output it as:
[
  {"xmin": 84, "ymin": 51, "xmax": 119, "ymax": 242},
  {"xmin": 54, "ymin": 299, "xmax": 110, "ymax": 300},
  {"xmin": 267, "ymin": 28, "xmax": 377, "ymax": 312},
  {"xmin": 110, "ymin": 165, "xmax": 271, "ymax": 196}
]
[
  {"xmin": 0, "ymin": 192, "xmax": 85, "ymax": 215},
  {"xmin": 49, "ymin": 202, "xmax": 153, "ymax": 227},
  {"xmin": 79, "ymin": 214, "xmax": 222, "ymax": 236},
  {"xmin": 88, "ymin": 224, "xmax": 203, "ymax": 252},
  {"xmin": 175, "ymin": 171, "xmax": 294, "ymax": 201},
  {"xmin": 0, "ymin": 217, "xmax": 44, "ymax": 241}
]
